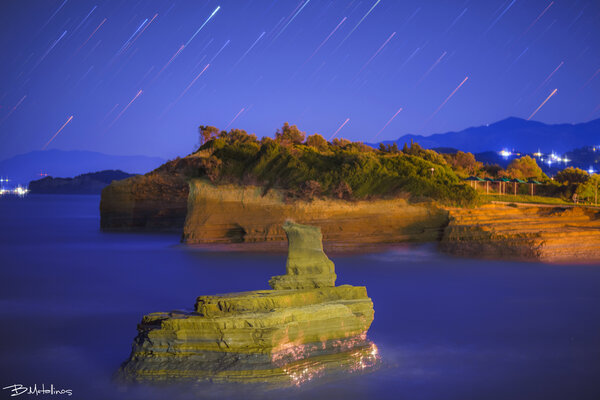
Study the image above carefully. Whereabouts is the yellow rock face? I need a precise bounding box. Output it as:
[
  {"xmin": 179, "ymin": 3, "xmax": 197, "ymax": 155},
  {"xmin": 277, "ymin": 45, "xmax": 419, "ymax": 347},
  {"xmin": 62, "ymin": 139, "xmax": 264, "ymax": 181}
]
[
  {"xmin": 183, "ymin": 179, "xmax": 449, "ymax": 245},
  {"xmin": 441, "ymin": 204, "xmax": 600, "ymax": 262},
  {"xmin": 119, "ymin": 222, "xmax": 378, "ymax": 385}
]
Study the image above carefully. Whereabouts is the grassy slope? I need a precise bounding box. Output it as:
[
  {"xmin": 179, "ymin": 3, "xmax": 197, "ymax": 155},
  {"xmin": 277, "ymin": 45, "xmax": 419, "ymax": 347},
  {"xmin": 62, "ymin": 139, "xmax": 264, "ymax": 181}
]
[{"xmin": 480, "ymin": 194, "xmax": 572, "ymax": 205}]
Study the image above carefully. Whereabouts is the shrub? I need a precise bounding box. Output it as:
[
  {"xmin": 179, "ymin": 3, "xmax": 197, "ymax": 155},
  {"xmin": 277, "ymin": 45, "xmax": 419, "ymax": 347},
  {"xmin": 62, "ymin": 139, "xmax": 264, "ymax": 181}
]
[
  {"xmin": 305, "ymin": 134, "xmax": 328, "ymax": 151},
  {"xmin": 298, "ymin": 180, "xmax": 322, "ymax": 200},
  {"xmin": 331, "ymin": 180, "xmax": 353, "ymax": 199},
  {"xmin": 554, "ymin": 167, "xmax": 589, "ymax": 185},
  {"xmin": 198, "ymin": 156, "xmax": 222, "ymax": 183}
]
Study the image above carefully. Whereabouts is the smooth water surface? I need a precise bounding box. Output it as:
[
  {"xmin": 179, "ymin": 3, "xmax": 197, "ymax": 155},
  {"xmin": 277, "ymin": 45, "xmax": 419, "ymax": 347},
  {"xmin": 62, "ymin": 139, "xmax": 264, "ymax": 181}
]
[{"xmin": 1, "ymin": 195, "xmax": 599, "ymax": 399}]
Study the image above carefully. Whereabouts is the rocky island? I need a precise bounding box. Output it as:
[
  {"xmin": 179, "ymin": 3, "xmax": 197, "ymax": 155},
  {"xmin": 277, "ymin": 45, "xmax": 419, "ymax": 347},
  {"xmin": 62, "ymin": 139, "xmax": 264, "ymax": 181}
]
[
  {"xmin": 29, "ymin": 170, "xmax": 135, "ymax": 194},
  {"xmin": 101, "ymin": 125, "xmax": 468, "ymax": 241},
  {"xmin": 119, "ymin": 221, "xmax": 379, "ymax": 385}
]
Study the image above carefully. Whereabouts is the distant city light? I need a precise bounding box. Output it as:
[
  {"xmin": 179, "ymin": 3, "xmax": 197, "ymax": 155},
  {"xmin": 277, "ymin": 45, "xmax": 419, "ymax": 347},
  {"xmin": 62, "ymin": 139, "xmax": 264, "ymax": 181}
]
[
  {"xmin": 13, "ymin": 186, "xmax": 29, "ymax": 196},
  {"xmin": 0, "ymin": 184, "xmax": 29, "ymax": 197},
  {"xmin": 589, "ymin": 167, "xmax": 597, "ymax": 174},
  {"xmin": 496, "ymin": 149, "xmax": 574, "ymax": 166}
]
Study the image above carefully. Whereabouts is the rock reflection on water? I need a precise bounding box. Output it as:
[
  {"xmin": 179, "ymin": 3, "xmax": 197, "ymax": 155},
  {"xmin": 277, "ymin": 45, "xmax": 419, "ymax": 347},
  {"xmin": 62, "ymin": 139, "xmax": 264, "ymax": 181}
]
[
  {"xmin": 118, "ymin": 338, "xmax": 380, "ymax": 390},
  {"xmin": 279, "ymin": 340, "xmax": 380, "ymax": 387}
]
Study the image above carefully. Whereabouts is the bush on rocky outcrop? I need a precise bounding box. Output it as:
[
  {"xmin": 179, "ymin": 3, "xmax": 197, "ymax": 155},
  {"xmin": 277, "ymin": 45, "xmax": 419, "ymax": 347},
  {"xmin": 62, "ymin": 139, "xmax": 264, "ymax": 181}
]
[{"xmin": 191, "ymin": 124, "xmax": 478, "ymax": 206}]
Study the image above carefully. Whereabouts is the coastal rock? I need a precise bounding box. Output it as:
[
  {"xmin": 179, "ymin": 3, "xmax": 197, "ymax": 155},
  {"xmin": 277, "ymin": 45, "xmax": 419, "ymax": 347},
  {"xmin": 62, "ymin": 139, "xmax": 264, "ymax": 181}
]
[
  {"xmin": 119, "ymin": 222, "xmax": 378, "ymax": 385},
  {"xmin": 441, "ymin": 204, "xmax": 600, "ymax": 262},
  {"xmin": 182, "ymin": 179, "xmax": 449, "ymax": 246}
]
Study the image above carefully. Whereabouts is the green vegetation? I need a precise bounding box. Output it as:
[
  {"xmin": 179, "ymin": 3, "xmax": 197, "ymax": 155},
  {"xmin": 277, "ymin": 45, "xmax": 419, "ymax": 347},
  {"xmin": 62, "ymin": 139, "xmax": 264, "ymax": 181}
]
[
  {"xmin": 576, "ymin": 174, "xmax": 599, "ymax": 204},
  {"xmin": 505, "ymin": 156, "xmax": 546, "ymax": 181},
  {"xmin": 555, "ymin": 167, "xmax": 590, "ymax": 185},
  {"xmin": 193, "ymin": 124, "xmax": 477, "ymax": 206},
  {"xmin": 480, "ymin": 194, "xmax": 572, "ymax": 206},
  {"xmin": 191, "ymin": 123, "xmax": 599, "ymax": 207}
]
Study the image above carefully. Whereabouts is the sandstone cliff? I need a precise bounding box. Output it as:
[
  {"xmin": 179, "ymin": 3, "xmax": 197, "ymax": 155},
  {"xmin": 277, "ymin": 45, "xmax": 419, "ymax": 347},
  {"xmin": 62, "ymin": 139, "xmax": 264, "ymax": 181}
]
[
  {"xmin": 182, "ymin": 179, "xmax": 450, "ymax": 245},
  {"xmin": 119, "ymin": 222, "xmax": 379, "ymax": 385},
  {"xmin": 440, "ymin": 204, "xmax": 600, "ymax": 262}
]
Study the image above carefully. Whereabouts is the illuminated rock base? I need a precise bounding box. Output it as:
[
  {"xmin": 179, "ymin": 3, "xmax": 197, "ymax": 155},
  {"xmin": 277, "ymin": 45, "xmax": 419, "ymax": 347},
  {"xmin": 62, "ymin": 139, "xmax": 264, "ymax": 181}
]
[{"xmin": 119, "ymin": 222, "xmax": 378, "ymax": 385}]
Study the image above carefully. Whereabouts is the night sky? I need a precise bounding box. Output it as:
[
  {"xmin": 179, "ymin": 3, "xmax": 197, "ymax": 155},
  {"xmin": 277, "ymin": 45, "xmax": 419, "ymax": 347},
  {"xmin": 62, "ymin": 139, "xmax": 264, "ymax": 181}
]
[{"xmin": 0, "ymin": 0, "xmax": 598, "ymax": 160}]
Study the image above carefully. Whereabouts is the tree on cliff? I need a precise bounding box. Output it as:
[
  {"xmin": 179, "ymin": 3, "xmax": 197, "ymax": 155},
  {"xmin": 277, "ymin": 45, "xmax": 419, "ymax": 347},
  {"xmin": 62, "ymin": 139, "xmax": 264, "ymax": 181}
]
[
  {"xmin": 305, "ymin": 134, "xmax": 328, "ymax": 151},
  {"xmin": 275, "ymin": 122, "xmax": 305, "ymax": 145},
  {"xmin": 554, "ymin": 167, "xmax": 589, "ymax": 185},
  {"xmin": 506, "ymin": 156, "xmax": 545, "ymax": 180},
  {"xmin": 199, "ymin": 125, "xmax": 221, "ymax": 146},
  {"xmin": 221, "ymin": 129, "xmax": 258, "ymax": 144}
]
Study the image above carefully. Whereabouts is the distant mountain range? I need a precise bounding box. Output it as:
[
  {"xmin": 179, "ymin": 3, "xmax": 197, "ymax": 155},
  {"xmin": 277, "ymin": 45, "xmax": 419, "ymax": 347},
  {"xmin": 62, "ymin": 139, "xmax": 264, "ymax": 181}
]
[
  {"xmin": 0, "ymin": 150, "xmax": 165, "ymax": 185},
  {"xmin": 381, "ymin": 117, "xmax": 600, "ymax": 154}
]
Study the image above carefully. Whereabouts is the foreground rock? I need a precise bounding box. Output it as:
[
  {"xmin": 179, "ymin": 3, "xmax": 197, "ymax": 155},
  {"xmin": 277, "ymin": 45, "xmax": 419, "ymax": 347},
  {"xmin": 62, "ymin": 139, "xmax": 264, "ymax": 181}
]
[
  {"xmin": 441, "ymin": 204, "xmax": 600, "ymax": 262},
  {"xmin": 182, "ymin": 179, "xmax": 449, "ymax": 245},
  {"xmin": 119, "ymin": 221, "xmax": 379, "ymax": 385}
]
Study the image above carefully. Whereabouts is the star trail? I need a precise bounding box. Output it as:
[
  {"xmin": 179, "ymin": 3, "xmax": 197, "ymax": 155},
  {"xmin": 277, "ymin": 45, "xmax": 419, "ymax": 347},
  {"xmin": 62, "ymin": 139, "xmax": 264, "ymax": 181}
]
[{"xmin": 0, "ymin": 0, "xmax": 598, "ymax": 160}]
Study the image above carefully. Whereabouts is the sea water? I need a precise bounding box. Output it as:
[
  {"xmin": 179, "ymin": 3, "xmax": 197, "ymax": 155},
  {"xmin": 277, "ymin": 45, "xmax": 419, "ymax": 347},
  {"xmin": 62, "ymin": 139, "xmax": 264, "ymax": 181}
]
[{"xmin": 1, "ymin": 195, "xmax": 599, "ymax": 399}]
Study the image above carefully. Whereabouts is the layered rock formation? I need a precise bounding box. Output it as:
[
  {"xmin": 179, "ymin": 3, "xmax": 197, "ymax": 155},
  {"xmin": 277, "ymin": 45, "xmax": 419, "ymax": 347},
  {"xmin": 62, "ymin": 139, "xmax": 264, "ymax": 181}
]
[
  {"xmin": 182, "ymin": 179, "xmax": 449, "ymax": 245},
  {"xmin": 119, "ymin": 222, "xmax": 379, "ymax": 385},
  {"xmin": 441, "ymin": 204, "xmax": 600, "ymax": 262}
]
